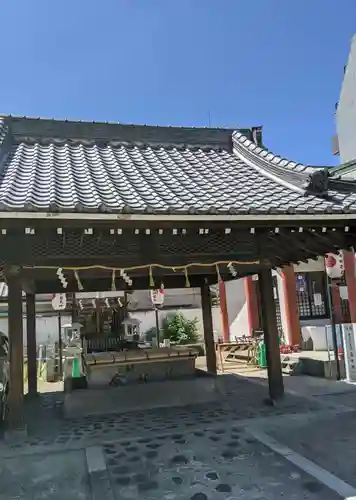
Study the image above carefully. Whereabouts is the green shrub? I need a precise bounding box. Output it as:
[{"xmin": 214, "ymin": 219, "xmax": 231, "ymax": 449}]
[
  {"xmin": 145, "ymin": 326, "xmax": 158, "ymax": 342},
  {"xmin": 162, "ymin": 312, "xmax": 199, "ymax": 345}
]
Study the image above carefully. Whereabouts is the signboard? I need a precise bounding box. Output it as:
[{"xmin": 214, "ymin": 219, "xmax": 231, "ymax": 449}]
[
  {"xmin": 341, "ymin": 324, "xmax": 356, "ymax": 382},
  {"xmin": 325, "ymin": 252, "xmax": 344, "ymax": 279},
  {"xmin": 313, "ymin": 293, "xmax": 323, "ymax": 307},
  {"xmin": 150, "ymin": 289, "xmax": 164, "ymax": 306},
  {"xmin": 296, "ymin": 275, "xmax": 306, "ymax": 292},
  {"xmin": 339, "ymin": 286, "xmax": 348, "ymax": 300},
  {"xmin": 52, "ymin": 293, "xmax": 67, "ymax": 311}
]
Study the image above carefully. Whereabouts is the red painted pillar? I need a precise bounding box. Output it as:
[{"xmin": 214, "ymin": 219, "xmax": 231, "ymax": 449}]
[
  {"xmin": 218, "ymin": 281, "xmax": 230, "ymax": 342},
  {"xmin": 344, "ymin": 250, "xmax": 356, "ymax": 323},
  {"xmin": 244, "ymin": 276, "xmax": 260, "ymax": 335},
  {"xmin": 330, "ymin": 282, "xmax": 343, "ymax": 324},
  {"xmin": 281, "ymin": 265, "xmax": 301, "ymax": 346}
]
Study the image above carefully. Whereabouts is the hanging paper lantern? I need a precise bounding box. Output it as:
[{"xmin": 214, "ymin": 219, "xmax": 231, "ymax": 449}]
[
  {"xmin": 150, "ymin": 288, "xmax": 164, "ymax": 306},
  {"xmin": 51, "ymin": 293, "xmax": 66, "ymax": 310},
  {"xmin": 325, "ymin": 252, "xmax": 344, "ymax": 279}
]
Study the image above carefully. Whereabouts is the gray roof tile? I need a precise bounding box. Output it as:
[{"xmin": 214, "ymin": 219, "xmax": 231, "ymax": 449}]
[{"xmin": 0, "ymin": 115, "xmax": 355, "ymax": 216}]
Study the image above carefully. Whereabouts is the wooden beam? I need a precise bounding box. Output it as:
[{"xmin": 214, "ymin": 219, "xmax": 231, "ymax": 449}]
[
  {"xmin": 258, "ymin": 268, "xmax": 284, "ymax": 400},
  {"xmin": 266, "ymin": 233, "xmax": 321, "ymax": 262},
  {"xmin": 26, "ymin": 293, "xmax": 37, "ymax": 397},
  {"xmin": 285, "ymin": 231, "xmax": 341, "ymax": 256},
  {"xmin": 7, "ymin": 266, "xmax": 25, "ymax": 430},
  {"xmin": 201, "ymin": 283, "xmax": 217, "ymax": 375}
]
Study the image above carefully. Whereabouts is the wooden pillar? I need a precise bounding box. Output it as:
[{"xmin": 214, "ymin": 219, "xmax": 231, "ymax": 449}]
[
  {"xmin": 330, "ymin": 282, "xmax": 343, "ymax": 324},
  {"xmin": 201, "ymin": 283, "xmax": 217, "ymax": 375},
  {"xmin": 7, "ymin": 267, "xmax": 25, "ymax": 429},
  {"xmin": 96, "ymin": 299, "xmax": 101, "ymax": 334},
  {"xmin": 281, "ymin": 266, "xmax": 301, "ymax": 345},
  {"xmin": 26, "ymin": 293, "xmax": 37, "ymax": 396},
  {"xmin": 218, "ymin": 281, "xmax": 230, "ymax": 342},
  {"xmin": 344, "ymin": 250, "xmax": 356, "ymax": 323},
  {"xmin": 123, "ymin": 291, "xmax": 129, "ymax": 319},
  {"xmin": 71, "ymin": 292, "xmax": 77, "ymax": 323},
  {"xmin": 258, "ymin": 268, "xmax": 284, "ymax": 400},
  {"xmin": 244, "ymin": 276, "xmax": 260, "ymax": 335}
]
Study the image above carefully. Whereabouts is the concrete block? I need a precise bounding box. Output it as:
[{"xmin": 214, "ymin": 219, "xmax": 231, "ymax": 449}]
[
  {"xmin": 64, "ymin": 376, "xmax": 221, "ymax": 418},
  {"xmin": 85, "ymin": 446, "xmax": 107, "ymax": 474},
  {"xmin": 85, "ymin": 446, "xmax": 114, "ymax": 500}
]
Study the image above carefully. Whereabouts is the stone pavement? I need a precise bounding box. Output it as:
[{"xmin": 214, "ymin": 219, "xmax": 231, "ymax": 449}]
[
  {"xmin": 103, "ymin": 426, "xmax": 340, "ymax": 500},
  {"xmin": 0, "ymin": 373, "xmax": 353, "ymax": 499},
  {"xmin": 0, "ymin": 449, "xmax": 90, "ymax": 500},
  {"xmin": 1, "ymin": 374, "xmax": 330, "ymax": 458},
  {"xmin": 223, "ymin": 363, "xmax": 356, "ymax": 410},
  {"xmin": 268, "ymin": 409, "xmax": 356, "ymax": 491}
]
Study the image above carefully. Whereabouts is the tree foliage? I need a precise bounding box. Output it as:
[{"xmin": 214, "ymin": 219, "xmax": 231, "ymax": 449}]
[{"xmin": 161, "ymin": 312, "xmax": 199, "ymax": 345}]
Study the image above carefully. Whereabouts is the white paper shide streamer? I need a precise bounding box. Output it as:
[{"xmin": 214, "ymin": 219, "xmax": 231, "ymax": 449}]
[
  {"xmin": 227, "ymin": 262, "xmax": 237, "ymax": 277},
  {"xmin": 56, "ymin": 268, "xmax": 68, "ymax": 288},
  {"xmin": 120, "ymin": 269, "xmax": 133, "ymax": 287}
]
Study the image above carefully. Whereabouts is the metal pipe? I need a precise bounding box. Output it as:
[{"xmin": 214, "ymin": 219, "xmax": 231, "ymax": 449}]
[{"xmin": 155, "ymin": 307, "xmax": 160, "ymax": 348}]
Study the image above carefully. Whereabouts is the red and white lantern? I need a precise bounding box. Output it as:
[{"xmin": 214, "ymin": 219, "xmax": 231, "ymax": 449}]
[
  {"xmin": 325, "ymin": 252, "xmax": 344, "ymax": 279},
  {"xmin": 150, "ymin": 286, "xmax": 165, "ymax": 306}
]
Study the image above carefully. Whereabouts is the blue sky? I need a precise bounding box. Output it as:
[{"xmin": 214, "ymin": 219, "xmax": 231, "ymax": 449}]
[{"xmin": 1, "ymin": 0, "xmax": 355, "ymax": 165}]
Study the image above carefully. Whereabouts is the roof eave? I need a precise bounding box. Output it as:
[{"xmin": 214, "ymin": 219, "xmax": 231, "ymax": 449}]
[{"xmin": 0, "ymin": 211, "xmax": 354, "ymax": 222}]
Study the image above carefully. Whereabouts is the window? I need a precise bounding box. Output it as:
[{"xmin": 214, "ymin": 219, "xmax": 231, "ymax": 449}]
[
  {"xmin": 273, "ymin": 275, "xmax": 284, "ymax": 336},
  {"xmin": 255, "ymin": 276, "xmax": 284, "ymax": 336},
  {"xmin": 296, "ymin": 272, "xmax": 328, "ymax": 320}
]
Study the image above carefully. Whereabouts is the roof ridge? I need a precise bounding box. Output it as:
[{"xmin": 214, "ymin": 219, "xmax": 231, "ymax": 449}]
[
  {"xmin": 232, "ymin": 130, "xmax": 314, "ymax": 173},
  {"xmin": 232, "ymin": 131, "xmax": 312, "ymax": 196},
  {"xmin": 2, "ymin": 115, "xmax": 247, "ymax": 151},
  {"xmin": 0, "ymin": 117, "xmax": 12, "ymax": 170},
  {"xmin": 1, "ymin": 114, "xmax": 238, "ymax": 133},
  {"xmin": 232, "ymin": 131, "xmax": 356, "ymax": 198},
  {"xmin": 0, "ymin": 117, "xmax": 9, "ymax": 147},
  {"xmin": 232, "ymin": 131, "xmax": 340, "ymax": 198}
]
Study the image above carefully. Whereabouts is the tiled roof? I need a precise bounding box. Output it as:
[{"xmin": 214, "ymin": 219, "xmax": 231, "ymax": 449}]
[{"xmin": 0, "ymin": 115, "xmax": 355, "ymax": 216}]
